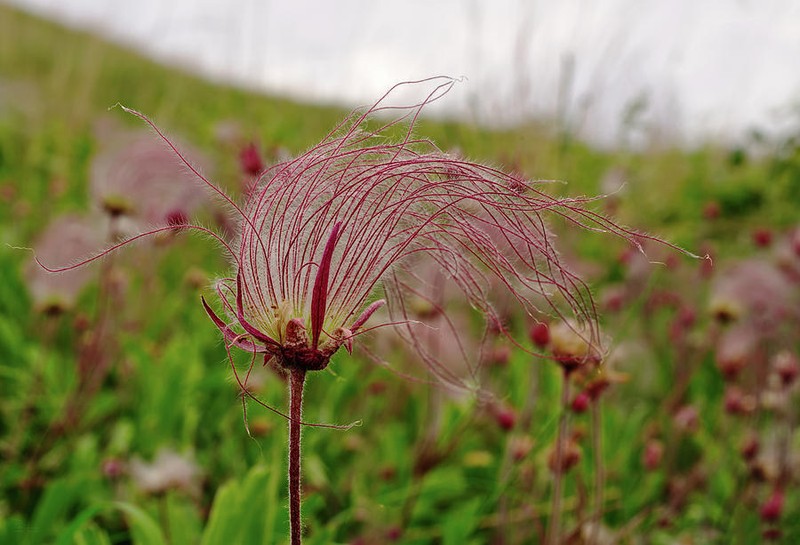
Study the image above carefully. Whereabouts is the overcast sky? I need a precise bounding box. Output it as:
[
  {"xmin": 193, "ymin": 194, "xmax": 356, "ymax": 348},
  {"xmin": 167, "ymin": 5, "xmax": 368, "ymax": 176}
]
[{"xmin": 8, "ymin": 0, "xmax": 800, "ymax": 147}]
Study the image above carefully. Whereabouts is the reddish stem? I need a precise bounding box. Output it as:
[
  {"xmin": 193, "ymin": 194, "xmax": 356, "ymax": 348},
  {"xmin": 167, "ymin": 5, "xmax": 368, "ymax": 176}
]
[
  {"xmin": 546, "ymin": 370, "xmax": 570, "ymax": 545},
  {"xmin": 289, "ymin": 368, "xmax": 306, "ymax": 545},
  {"xmin": 590, "ymin": 399, "xmax": 604, "ymax": 544}
]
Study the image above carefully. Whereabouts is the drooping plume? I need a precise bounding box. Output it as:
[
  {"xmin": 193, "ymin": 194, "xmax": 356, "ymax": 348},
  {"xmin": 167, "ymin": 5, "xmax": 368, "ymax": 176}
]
[{"xmin": 206, "ymin": 77, "xmax": 649, "ymax": 390}]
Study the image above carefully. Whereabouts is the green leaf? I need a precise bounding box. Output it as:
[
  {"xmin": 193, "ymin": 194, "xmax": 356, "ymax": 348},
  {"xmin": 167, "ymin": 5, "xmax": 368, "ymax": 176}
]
[
  {"xmin": 0, "ymin": 514, "xmax": 26, "ymax": 545},
  {"xmin": 112, "ymin": 502, "xmax": 167, "ymax": 545},
  {"xmin": 25, "ymin": 479, "xmax": 78, "ymax": 545},
  {"xmin": 201, "ymin": 460, "xmax": 285, "ymax": 545},
  {"xmin": 166, "ymin": 493, "xmax": 202, "ymax": 545},
  {"xmin": 441, "ymin": 498, "xmax": 482, "ymax": 545},
  {"xmin": 72, "ymin": 523, "xmax": 112, "ymax": 545},
  {"xmin": 200, "ymin": 478, "xmax": 244, "ymax": 545},
  {"xmin": 55, "ymin": 505, "xmax": 105, "ymax": 545}
]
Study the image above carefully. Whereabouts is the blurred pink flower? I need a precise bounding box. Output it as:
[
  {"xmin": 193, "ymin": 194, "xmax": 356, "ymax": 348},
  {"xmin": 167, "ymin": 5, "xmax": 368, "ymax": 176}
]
[
  {"xmin": 129, "ymin": 449, "xmax": 200, "ymax": 497},
  {"xmin": 27, "ymin": 214, "xmax": 103, "ymax": 313},
  {"xmin": 673, "ymin": 404, "xmax": 699, "ymax": 433},
  {"xmin": 715, "ymin": 324, "xmax": 758, "ymax": 379},
  {"xmin": 709, "ymin": 260, "xmax": 797, "ymax": 335},
  {"xmin": 548, "ymin": 319, "xmax": 603, "ymax": 374},
  {"xmin": 774, "ymin": 226, "xmax": 800, "ymax": 282},
  {"xmin": 642, "ymin": 439, "xmax": 664, "ymax": 471},
  {"xmin": 90, "ymin": 131, "xmax": 211, "ymax": 227},
  {"xmin": 772, "ymin": 350, "xmax": 799, "ymax": 387}
]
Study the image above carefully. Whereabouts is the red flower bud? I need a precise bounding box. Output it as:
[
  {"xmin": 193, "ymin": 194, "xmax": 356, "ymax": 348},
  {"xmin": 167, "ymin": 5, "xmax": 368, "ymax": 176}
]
[
  {"xmin": 642, "ymin": 439, "xmax": 664, "ymax": 471},
  {"xmin": 101, "ymin": 458, "xmax": 126, "ymax": 479},
  {"xmin": 509, "ymin": 436, "xmax": 534, "ymax": 462},
  {"xmin": 673, "ymin": 405, "xmax": 699, "ymax": 433},
  {"xmin": 703, "ymin": 201, "xmax": 721, "ymax": 220},
  {"xmin": 773, "ymin": 351, "xmax": 799, "ymax": 387},
  {"xmin": 529, "ymin": 322, "xmax": 550, "ymax": 349},
  {"xmin": 239, "ymin": 142, "xmax": 264, "ymax": 176},
  {"xmin": 386, "ymin": 526, "xmax": 403, "ymax": 541},
  {"xmin": 548, "ymin": 438, "xmax": 581, "ymax": 474},
  {"xmin": 740, "ymin": 433, "xmax": 760, "ymax": 462},
  {"xmin": 760, "ymin": 489, "xmax": 784, "ymax": 523},
  {"xmin": 571, "ymin": 391, "xmax": 590, "ymax": 413},
  {"xmin": 723, "ymin": 385, "xmax": 757, "ymax": 416},
  {"xmin": 493, "ymin": 405, "xmax": 517, "ymax": 431},
  {"xmin": 752, "ymin": 228, "xmax": 773, "ymax": 248}
]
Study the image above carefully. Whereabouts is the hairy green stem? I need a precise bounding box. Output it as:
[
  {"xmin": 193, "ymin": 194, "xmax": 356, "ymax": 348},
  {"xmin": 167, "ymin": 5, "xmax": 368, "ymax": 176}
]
[{"xmin": 289, "ymin": 368, "xmax": 306, "ymax": 545}]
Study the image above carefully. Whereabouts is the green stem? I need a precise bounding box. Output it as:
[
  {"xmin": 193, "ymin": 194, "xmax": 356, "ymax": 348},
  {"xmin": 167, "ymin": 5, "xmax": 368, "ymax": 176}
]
[{"xmin": 289, "ymin": 368, "xmax": 306, "ymax": 545}]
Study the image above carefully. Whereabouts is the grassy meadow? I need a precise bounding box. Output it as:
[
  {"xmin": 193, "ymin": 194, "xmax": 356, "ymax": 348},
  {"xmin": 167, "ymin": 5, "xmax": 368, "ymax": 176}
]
[{"xmin": 1, "ymin": 5, "xmax": 799, "ymax": 544}]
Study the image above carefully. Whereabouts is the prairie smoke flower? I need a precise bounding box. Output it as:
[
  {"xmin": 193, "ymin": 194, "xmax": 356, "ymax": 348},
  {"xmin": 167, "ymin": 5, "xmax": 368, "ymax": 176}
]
[
  {"xmin": 774, "ymin": 226, "xmax": 800, "ymax": 282},
  {"xmin": 672, "ymin": 404, "xmax": 699, "ymax": 433},
  {"xmin": 642, "ymin": 439, "xmax": 664, "ymax": 471},
  {"xmin": 548, "ymin": 319, "xmax": 603, "ymax": 374},
  {"xmin": 40, "ymin": 78, "xmax": 661, "ymax": 545},
  {"xmin": 548, "ymin": 437, "xmax": 581, "ymax": 473},
  {"xmin": 199, "ymin": 79, "xmax": 647, "ymax": 545},
  {"xmin": 90, "ymin": 131, "xmax": 210, "ymax": 226},
  {"xmin": 772, "ymin": 351, "xmax": 799, "ymax": 387},
  {"xmin": 715, "ymin": 324, "xmax": 757, "ymax": 379},
  {"xmin": 200, "ymin": 79, "xmax": 640, "ymax": 388},
  {"xmin": 709, "ymin": 260, "xmax": 797, "ymax": 334},
  {"xmin": 27, "ymin": 214, "xmax": 103, "ymax": 314},
  {"xmin": 129, "ymin": 449, "xmax": 200, "ymax": 497},
  {"xmin": 723, "ymin": 385, "xmax": 757, "ymax": 415},
  {"xmin": 41, "ymin": 79, "xmax": 648, "ymax": 394}
]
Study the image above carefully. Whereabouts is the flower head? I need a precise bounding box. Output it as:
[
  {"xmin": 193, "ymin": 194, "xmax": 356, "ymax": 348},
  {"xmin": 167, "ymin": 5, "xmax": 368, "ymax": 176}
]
[
  {"xmin": 27, "ymin": 214, "xmax": 103, "ymax": 314},
  {"xmin": 709, "ymin": 260, "xmax": 797, "ymax": 333},
  {"xmin": 198, "ymin": 78, "xmax": 648, "ymax": 390},
  {"xmin": 90, "ymin": 130, "xmax": 211, "ymax": 226},
  {"xmin": 41, "ymin": 79, "xmax": 657, "ymax": 399},
  {"xmin": 129, "ymin": 449, "xmax": 200, "ymax": 497}
]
